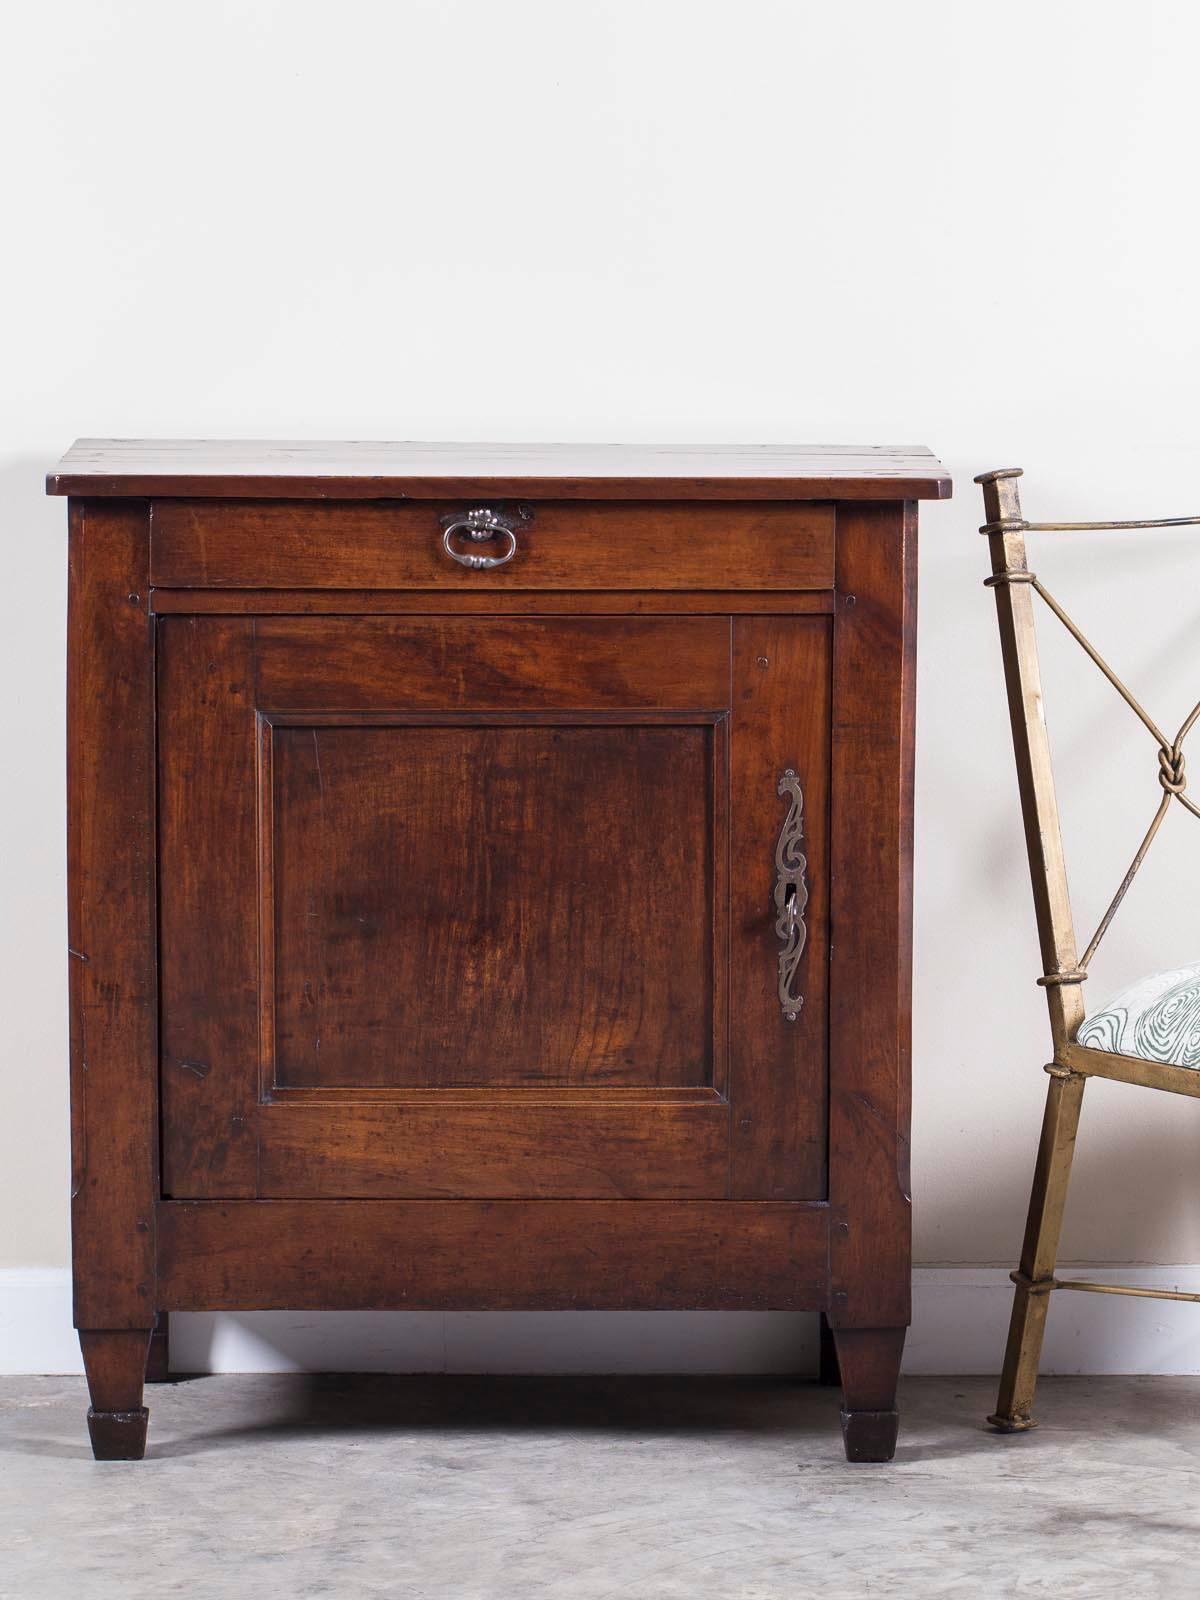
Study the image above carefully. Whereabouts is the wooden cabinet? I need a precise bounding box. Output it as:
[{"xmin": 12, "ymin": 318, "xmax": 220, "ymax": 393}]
[{"xmin": 49, "ymin": 440, "xmax": 950, "ymax": 1463}]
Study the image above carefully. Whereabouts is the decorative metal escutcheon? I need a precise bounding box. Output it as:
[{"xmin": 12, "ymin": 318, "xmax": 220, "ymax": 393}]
[
  {"xmin": 440, "ymin": 506, "xmax": 522, "ymax": 570},
  {"xmin": 773, "ymin": 768, "xmax": 809, "ymax": 1022}
]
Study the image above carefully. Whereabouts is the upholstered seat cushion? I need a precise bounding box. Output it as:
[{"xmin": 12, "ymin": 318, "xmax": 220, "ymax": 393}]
[{"xmin": 1075, "ymin": 962, "xmax": 1200, "ymax": 1067}]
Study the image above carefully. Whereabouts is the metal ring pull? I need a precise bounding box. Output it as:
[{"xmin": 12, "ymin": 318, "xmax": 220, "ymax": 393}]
[{"xmin": 440, "ymin": 507, "xmax": 519, "ymax": 570}]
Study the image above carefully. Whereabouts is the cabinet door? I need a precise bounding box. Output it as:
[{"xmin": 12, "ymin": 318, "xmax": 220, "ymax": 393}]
[{"xmin": 158, "ymin": 614, "xmax": 828, "ymax": 1200}]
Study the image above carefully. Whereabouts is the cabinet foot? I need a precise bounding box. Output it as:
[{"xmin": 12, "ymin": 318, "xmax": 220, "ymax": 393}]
[
  {"xmin": 87, "ymin": 1406, "xmax": 149, "ymax": 1461},
  {"xmin": 831, "ymin": 1325, "xmax": 905, "ymax": 1462},
  {"xmin": 79, "ymin": 1329, "xmax": 152, "ymax": 1461},
  {"xmin": 840, "ymin": 1406, "xmax": 900, "ymax": 1462}
]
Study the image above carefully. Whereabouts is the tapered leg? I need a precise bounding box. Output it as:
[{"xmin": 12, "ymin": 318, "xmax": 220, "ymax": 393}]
[
  {"xmin": 989, "ymin": 1069, "xmax": 1086, "ymax": 1432},
  {"xmin": 79, "ymin": 1329, "xmax": 152, "ymax": 1460},
  {"xmin": 832, "ymin": 1326, "xmax": 905, "ymax": 1462}
]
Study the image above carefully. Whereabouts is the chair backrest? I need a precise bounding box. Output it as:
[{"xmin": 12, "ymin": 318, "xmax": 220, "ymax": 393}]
[{"xmin": 976, "ymin": 468, "xmax": 1200, "ymax": 1052}]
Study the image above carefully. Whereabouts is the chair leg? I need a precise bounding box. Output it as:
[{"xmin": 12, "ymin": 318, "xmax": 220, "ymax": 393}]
[{"xmin": 989, "ymin": 1069, "xmax": 1086, "ymax": 1433}]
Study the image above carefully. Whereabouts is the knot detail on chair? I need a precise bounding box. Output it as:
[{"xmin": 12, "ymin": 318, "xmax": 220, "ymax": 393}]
[{"xmin": 1159, "ymin": 744, "xmax": 1187, "ymax": 796}]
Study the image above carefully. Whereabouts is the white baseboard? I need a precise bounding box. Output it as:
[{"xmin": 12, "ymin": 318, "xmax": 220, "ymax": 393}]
[
  {"xmin": 4, "ymin": 1265, "xmax": 1200, "ymax": 1377},
  {"xmin": 0, "ymin": 1270, "xmax": 87, "ymax": 1375}
]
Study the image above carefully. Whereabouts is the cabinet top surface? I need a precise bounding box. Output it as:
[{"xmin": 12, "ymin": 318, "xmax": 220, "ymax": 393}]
[{"xmin": 47, "ymin": 439, "xmax": 951, "ymax": 501}]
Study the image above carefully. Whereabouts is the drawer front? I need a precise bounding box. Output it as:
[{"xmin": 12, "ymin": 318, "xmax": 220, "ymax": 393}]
[{"xmin": 149, "ymin": 499, "xmax": 835, "ymax": 590}]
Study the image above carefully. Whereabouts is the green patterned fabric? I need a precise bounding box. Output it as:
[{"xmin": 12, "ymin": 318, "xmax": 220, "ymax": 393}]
[{"xmin": 1076, "ymin": 962, "xmax": 1200, "ymax": 1067}]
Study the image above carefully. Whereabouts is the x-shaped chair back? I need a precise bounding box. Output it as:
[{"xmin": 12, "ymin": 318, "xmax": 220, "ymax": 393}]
[{"xmin": 978, "ymin": 466, "xmax": 1200, "ymax": 1433}]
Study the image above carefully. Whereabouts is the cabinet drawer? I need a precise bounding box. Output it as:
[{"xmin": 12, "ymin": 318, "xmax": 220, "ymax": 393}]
[{"xmin": 149, "ymin": 499, "xmax": 835, "ymax": 590}]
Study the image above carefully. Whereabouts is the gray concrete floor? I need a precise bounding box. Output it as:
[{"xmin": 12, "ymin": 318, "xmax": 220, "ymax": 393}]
[{"xmin": 2, "ymin": 1375, "xmax": 1200, "ymax": 1599}]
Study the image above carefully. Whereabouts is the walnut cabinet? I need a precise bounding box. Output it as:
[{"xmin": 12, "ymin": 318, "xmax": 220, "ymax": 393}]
[{"xmin": 49, "ymin": 441, "xmax": 950, "ymax": 1462}]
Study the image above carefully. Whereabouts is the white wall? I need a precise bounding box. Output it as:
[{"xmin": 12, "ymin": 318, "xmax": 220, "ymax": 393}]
[{"xmin": 4, "ymin": 0, "xmax": 1200, "ymax": 1371}]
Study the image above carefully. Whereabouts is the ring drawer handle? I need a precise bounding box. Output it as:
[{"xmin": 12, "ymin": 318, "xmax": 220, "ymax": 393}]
[{"xmin": 440, "ymin": 507, "xmax": 519, "ymax": 570}]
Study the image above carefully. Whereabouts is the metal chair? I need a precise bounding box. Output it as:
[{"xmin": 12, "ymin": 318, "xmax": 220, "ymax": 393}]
[{"xmin": 977, "ymin": 466, "xmax": 1200, "ymax": 1432}]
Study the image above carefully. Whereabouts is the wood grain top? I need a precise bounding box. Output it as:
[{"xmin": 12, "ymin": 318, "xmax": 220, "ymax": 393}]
[{"xmin": 47, "ymin": 440, "xmax": 951, "ymax": 501}]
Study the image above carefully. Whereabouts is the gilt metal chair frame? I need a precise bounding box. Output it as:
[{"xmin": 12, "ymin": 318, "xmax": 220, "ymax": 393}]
[{"xmin": 977, "ymin": 466, "xmax": 1200, "ymax": 1433}]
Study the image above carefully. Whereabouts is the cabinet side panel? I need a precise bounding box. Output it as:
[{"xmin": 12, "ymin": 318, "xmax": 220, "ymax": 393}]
[
  {"xmin": 158, "ymin": 617, "xmax": 260, "ymax": 1196},
  {"xmin": 729, "ymin": 617, "xmax": 831, "ymax": 1198},
  {"xmin": 67, "ymin": 500, "xmax": 158, "ymax": 1328},
  {"xmin": 828, "ymin": 503, "xmax": 916, "ymax": 1328}
]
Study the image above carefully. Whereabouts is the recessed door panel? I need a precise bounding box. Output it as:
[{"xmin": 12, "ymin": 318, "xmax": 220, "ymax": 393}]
[{"xmin": 268, "ymin": 722, "xmax": 714, "ymax": 1090}]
